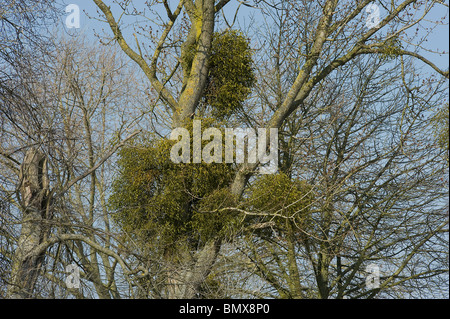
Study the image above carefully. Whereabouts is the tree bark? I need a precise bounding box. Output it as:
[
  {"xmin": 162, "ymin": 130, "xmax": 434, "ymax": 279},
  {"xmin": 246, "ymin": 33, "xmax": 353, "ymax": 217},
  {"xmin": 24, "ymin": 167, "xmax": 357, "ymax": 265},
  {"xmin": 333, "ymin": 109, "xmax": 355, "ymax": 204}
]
[
  {"xmin": 7, "ymin": 148, "xmax": 50, "ymax": 298},
  {"xmin": 167, "ymin": 239, "xmax": 220, "ymax": 299}
]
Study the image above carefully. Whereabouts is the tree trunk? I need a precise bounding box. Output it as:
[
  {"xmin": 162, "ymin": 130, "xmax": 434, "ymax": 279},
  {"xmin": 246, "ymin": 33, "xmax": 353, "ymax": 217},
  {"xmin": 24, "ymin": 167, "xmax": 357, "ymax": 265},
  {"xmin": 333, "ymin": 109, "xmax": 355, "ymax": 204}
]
[
  {"xmin": 167, "ymin": 239, "xmax": 220, "ymax": 299},
  {"xmin": 7, "ymin": 148, "xmax": 50, "ymax": 298}
]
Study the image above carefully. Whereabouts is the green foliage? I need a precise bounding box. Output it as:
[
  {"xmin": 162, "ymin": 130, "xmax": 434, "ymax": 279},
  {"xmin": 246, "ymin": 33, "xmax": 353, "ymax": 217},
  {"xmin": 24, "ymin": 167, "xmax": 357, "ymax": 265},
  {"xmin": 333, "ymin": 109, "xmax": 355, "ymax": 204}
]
[
  {"xmin": 245, "ymin": 173, "xmax": 313, "ymax": 238},
  {"xmin": 432, "ymin": 103, "xmax": 449, "ymax": 156},
  {"xmin": 180, "ymin": 29, "xmax": 256, "ymax": 119},
  {"xmin": 204, "ymin": 30, "xmax": 256, "ymax": 119},
  {"xmin": 192, "ymin": 188, "xmax": 240, "ymax": 241},
  {"xmin": 109, "ymin": 122, "xmax": 239, "ymax": 253},
  {"xmin": 379, "ymin": 37, "xmax": 403, "ymax": 61}
]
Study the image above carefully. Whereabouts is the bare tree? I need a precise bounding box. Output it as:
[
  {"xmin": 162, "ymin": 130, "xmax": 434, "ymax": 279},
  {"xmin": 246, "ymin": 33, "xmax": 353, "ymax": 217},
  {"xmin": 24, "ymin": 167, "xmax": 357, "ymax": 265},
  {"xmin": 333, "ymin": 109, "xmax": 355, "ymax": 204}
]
[
  {"xmin": 234, "ymin": 55, "xmax": 448, "ymax": 298},
  {"xmin": 0, "ymin": 34, "xmax": 143, "ymax": 298},
  {"xmin": 218, "ymin": 1, "xmax": 449, "ymax": 297}
]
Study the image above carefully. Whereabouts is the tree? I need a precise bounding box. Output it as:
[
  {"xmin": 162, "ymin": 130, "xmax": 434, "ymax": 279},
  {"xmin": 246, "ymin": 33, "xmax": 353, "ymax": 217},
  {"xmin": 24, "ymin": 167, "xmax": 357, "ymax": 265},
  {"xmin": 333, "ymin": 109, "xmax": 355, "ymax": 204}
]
[
  {"xmin": 0, "ymin": 34, "xmax": 142, "ymax": 298},
  {"xmin": 234, "ymin": 52, "xmax": 448, "ymax": 298},
  {"xmin": 91, "ymin": 0, "xmax": 448, "ymax": 299},
  {"xmin": 1, "ymin": 1, "xmax": 58, "ymax": 296},
  {"xmin": 0, "ymin": 0, "xmax": 447, "ymax": 299}
]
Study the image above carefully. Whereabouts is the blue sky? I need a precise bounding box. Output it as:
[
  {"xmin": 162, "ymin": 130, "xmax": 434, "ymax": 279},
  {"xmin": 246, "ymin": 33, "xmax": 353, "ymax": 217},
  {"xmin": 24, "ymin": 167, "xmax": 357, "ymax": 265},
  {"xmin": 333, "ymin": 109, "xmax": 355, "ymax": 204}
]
[{"xmin": 58, "ymin": 0, "xmax": 448, "ymax": 79}]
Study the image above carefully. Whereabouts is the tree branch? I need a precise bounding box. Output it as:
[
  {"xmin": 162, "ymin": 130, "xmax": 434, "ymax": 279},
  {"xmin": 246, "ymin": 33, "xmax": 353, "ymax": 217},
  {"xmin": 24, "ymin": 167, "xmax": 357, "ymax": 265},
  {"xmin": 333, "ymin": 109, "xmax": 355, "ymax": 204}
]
[
  {"xmin": 93, "ymin": 0, "xmax": 179, "ymax": 111},
  {"xmin": 56, "ymin": 130, "xmax": 141, "ymax": 197}
]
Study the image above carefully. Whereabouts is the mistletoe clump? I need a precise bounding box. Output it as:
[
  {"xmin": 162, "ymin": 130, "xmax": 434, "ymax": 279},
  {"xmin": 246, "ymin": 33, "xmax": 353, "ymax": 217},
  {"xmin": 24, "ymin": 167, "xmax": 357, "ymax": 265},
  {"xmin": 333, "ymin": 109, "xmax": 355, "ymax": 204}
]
[
  {"xmin": 109, "ymin": 121, "xmax": 239, "ymax": 252},
  {"xmin": 182, "ymin": 29, "xmax": 256, "ymax": 119},
  {"xmin": 245, "ymin": 173, "xmax": 314, "ymax": 239},
  {"xmin": 203, "ymin": 30, "xmax": 256, "ymax": 119}
]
